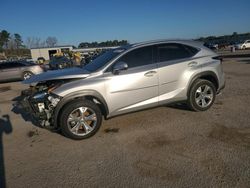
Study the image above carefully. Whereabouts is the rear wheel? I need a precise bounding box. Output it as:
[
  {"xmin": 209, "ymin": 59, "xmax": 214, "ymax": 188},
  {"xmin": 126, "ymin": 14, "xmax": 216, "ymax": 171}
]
[
  {"xmin": 59, "ymin": 99, "xmax": 102, "ymax": 140},
  {"xmin": 188, "ymin": 79, "xmax": 216, "ymax": 111},
  {"xmin": 22, "ymin": 71, "xmax": 33, "ymax": 80}
]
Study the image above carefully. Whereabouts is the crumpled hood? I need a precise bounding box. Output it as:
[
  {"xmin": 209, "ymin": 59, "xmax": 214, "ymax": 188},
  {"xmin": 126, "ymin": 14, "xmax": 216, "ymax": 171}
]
[{"xmin": 23, "ymin": 67, "xmax": 90, "ymax": 84}]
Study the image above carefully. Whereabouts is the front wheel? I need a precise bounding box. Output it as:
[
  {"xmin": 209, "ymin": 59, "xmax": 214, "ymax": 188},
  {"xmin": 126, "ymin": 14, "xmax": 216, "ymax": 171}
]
[
  {"xmin": 188, "ymin": 79, "xmax": 216, "ymax": 111},
  {"xmin": 59, "ymin": 99, "xmax": 102, "ymax": 140}
]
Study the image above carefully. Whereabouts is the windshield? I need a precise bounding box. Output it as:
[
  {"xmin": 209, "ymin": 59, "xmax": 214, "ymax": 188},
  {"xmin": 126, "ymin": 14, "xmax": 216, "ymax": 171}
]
[{"xmin": 84, "ymin": 48, "xmax": 125, "ymax": 72}]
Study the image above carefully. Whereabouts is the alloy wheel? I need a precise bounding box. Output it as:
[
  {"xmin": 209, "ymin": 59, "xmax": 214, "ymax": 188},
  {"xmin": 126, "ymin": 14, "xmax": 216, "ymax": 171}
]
[
  {"xmin": 195, "ymin": 85, "xmax": 214, "ymax": 108},
  {"xmin": 67, "ymin": 107, "xmax": 97, "ymax": 136}
]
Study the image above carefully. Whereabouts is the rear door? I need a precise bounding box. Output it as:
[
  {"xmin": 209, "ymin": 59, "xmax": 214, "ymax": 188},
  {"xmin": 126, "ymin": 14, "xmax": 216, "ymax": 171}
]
[
  {"xmin": 156, "ymin": 43, "xmax": 199, "ymax": 104},
  {"xmin": 103, "ymin": 45, "xmax": 159, "ymax": 116}
]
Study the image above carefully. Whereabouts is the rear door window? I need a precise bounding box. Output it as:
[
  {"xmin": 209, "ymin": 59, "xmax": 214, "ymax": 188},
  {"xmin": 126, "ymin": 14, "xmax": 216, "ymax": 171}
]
[
  {"xmin": 0, "ymin": 62, "xmax": 25, "ymax": 69},
  {"xmin": 11, "ymin": 62, "xmax": 25, "ymax": 67},
  {"xmin": 0, "ymin": 63, "xmax": 13, "ymax": 69},
  {"xmin": 157, "ymin": 43, "xmax": 198, "ymax": 62}
]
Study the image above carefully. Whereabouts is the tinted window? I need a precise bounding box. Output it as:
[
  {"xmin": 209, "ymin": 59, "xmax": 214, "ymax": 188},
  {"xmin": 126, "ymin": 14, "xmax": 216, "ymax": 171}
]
[
  {"xmin": 11, "ymin": 62, "xmax": 26, "ymax": 67},
  {"xmin": 0, "ymin": 64, "xmax": 6, "ymax": 69},
  {"xmin": 0, "ymin": 62, "xmax": 27, "ymax": 69},
  {"xmin": 84, "ymin": 48, "xmax": 124, "ymax": 72},
  {"xmin": 0, "ymin": 63, "xmax": 16, "ymax": 69},
  {"xmin": 118, "ymin": 46, "xmax": 153, "ymax": 69},
  {"xmin": 182, "ymin": 44, "xmax": 199, "ymax": 55},
  {"xmin": 20, "ymin": 61, "xmax": 36, "ymax": 66},
  {"xmin": 157, "ymin": 43, "xmax": 197, "ymax": 62}
]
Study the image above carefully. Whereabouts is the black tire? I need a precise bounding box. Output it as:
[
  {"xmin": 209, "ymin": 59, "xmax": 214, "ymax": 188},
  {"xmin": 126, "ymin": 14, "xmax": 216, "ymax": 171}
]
[
  {"xmin": 59, "ymin": 99, "xmax": 102, "ymax": 140},
  {"xmin": 187, "ymin": 79, "xmax": 216, "ymax": 111},
  {"xmin": 22, "ymin": 71, "xmax": 33, "ymax": 80}
]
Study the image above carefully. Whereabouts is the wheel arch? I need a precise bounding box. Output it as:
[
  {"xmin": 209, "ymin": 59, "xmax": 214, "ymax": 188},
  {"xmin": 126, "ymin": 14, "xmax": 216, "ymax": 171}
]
[
  {"xmin": 187, "ymin": 71, "xmax": 219, "ymax": 96},
  {"xmin": 53, "ymin": 90, "xmax": 109, "ymax": 129}
]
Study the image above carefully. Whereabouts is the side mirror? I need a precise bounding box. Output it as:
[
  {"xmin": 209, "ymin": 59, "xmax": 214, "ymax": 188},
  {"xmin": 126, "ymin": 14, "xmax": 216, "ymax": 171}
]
[{"xmin": 112, "ymin": 61, "xmax": 128, "ymax": 75}]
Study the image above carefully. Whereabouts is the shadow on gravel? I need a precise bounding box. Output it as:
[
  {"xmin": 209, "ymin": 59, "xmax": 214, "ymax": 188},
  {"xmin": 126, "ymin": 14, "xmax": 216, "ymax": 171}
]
[
  {"xmin": 166, "ymin": 103, "xmax": 192, "ymax": 111},
  {"xmin": 239, "ymin": 60, "xmax": 250, "ymax": 64},
  {"xmin": 0, "ymin": 86, "xmax": 11, "ymax": 93},
  {"xmin": 209, "ymin": 125, "xmax": 250, "ymax": 149},
  {"xmin": 0, "ymin": 114, "xmax": 13, "ymax": 188},
  {"xmin": 104, "ymin": 128, "xmax": 119, "ymax": 133},
  {"xmin": 11, "ymin": 96, "xmax": 61, "ymax": 139},
  {"xmin": 11, "ymin": 96, "xmax": 41, "ymax": 128}
]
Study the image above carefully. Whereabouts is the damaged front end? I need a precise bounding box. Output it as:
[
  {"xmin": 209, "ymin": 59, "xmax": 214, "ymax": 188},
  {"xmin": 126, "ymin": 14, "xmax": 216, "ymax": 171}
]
[{"xmin": 19, "ymin": 81, "xmax": 62, "ymax": 129}]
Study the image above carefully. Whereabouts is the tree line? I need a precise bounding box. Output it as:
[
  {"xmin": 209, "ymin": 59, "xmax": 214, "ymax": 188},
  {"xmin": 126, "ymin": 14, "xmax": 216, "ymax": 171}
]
[
  {"xmin": 196, "ymin": 32, "xmax": 250, "ymax": 44},
  {"xmin": 78, "ymin": 40, "xmax": 128, "ymax": 48},
  {"xmin": 0, "ymin": 29, "xmax": 58, "ymax": 51},
  {"xmin": 0, "ymin": 30, "xmax": 23, "ymax": 51}
]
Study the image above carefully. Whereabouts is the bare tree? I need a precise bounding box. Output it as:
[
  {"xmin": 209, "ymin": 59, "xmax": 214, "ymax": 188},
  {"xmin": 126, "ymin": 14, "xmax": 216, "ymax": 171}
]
[
  {"xmin": 26, "ymin": 37, "xmax": 46, "ymax": 48},
  {"xmin": 46, "ymin": 37, "xmax": 57, "ymax": 47},
  {"xmin": 26, "ymin": 37, "xmax": 33, "ymax": 49},
  {"xmin": 40, "ymin": 41, "xmax": 46, "ymax": 48},
  {"xmin": 34, "ymin": 38, "xmax": 41, "ymax": 48}
]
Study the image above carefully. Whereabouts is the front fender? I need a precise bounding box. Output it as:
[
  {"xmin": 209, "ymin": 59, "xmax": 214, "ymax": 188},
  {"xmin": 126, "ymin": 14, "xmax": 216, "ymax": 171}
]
[{"xmin": 52, "ymin": 90, "xmax": 109, "ymax": 128}]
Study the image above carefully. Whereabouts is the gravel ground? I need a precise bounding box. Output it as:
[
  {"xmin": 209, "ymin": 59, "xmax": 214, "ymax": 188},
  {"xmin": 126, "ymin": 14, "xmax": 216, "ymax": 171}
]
[{"xmin": 0, "ymin": 59, "xmax": 250, "ymax": 188}]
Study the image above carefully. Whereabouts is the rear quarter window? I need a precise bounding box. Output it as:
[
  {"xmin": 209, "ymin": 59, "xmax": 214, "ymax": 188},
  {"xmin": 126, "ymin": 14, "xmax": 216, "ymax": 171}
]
[{"xmin": 182, "ymin": 44, "xmax": 199, "ymax": 56}]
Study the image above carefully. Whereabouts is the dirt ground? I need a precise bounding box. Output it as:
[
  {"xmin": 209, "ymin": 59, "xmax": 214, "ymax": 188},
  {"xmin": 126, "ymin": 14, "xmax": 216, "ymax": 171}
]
[{"xmin": 0, "ymin": 58, "xmax": 250, "ymax": 188}]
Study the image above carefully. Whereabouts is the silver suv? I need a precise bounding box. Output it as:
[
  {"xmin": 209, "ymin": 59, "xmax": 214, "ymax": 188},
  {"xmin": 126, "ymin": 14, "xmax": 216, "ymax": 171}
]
[{"xmin": 20, "ymin": 40, "xmax": 225, "ymax": 139}]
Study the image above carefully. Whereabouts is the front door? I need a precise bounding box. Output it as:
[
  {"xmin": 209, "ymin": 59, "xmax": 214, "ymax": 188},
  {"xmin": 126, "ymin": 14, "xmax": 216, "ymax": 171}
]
[{"xmin": 104, "ymin": 46, "xmax": 159, "ymax": 116}]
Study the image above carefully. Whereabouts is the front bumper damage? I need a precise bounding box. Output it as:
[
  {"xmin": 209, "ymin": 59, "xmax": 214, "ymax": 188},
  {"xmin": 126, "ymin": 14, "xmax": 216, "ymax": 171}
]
[{"xmin": 19, "ymin": 86, "xmax": 61, "ymax": 129}]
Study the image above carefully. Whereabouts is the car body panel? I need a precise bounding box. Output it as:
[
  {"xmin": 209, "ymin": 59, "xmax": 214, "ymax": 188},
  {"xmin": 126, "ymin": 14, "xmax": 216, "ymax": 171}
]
[
  {"xmin": 23, "ymin": 67, "xmax": 90, "ymax": 84},
  {"xmin": 157, "ymin": 58, "xmax": 202, "ymax": 104},
  {"xmin": 103, "ymin": 63, "xmax": 159, "ymax": 116},
  {"xmin": 20, "ymin": 39, "xmax": 225, "ymax": 128}
]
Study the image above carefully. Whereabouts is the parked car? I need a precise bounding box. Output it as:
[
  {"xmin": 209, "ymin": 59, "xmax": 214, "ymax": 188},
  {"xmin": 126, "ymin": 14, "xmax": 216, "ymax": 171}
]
[
  {"xmin": 49, "ymin": 56, "xmax": 73, "ymax": 70},
  {"xmin": 235, "ymin": 40, "xmax": 250, "ymax": 50},
  {"xmin": 20, "ymin": 40, "xmax": 225, "ymax": 140},
  {"xmin": 0, "ymin": 61, "xmax": 44, "ymax": 82},
  {"xmin": 204, "ymin": 42, "xmax": 218, "ymax": 50}
]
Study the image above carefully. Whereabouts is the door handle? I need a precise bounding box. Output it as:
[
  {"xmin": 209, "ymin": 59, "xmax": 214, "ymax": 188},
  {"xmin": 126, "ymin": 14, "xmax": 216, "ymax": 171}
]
[
  {"xmin": 188, "ymin": 61, "xmax": 198, "ymax": 67},
  {"xmin": 144, "ymin": 71, "xmax": 157, "ymax": 77}
]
